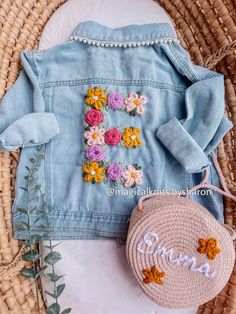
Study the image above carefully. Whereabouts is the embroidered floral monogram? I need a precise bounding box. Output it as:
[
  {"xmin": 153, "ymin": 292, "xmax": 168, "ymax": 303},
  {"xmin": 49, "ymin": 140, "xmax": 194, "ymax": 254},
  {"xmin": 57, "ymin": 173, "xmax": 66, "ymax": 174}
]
[{"xmin": 82, "ymin": 87, "xmax": 144, "ymax": 187}]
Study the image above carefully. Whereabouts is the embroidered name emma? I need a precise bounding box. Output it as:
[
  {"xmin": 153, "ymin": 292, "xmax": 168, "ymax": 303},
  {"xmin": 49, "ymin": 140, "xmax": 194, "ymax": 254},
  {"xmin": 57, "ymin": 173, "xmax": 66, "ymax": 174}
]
[{"xmin": 137, "ymin": 232, "xmax": 216, "ymax": 278}]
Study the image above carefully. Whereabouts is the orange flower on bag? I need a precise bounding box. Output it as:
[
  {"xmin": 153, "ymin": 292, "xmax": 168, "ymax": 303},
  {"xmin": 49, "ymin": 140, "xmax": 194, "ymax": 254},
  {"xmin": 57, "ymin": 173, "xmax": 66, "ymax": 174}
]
[
  {"xmin": 197, "ymin": 237, "xmax": 221, "ymax": 260},
  {"xmin": 142, "ymin": 265, "xmax": 166, "ymax": 285}
]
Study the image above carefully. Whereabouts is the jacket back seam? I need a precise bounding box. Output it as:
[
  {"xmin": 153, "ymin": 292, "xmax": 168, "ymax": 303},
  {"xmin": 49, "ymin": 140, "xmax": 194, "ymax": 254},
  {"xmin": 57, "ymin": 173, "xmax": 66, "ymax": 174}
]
[{"xmin": 39, "ymin": 78, "xmax": 186, "ymax": 93}]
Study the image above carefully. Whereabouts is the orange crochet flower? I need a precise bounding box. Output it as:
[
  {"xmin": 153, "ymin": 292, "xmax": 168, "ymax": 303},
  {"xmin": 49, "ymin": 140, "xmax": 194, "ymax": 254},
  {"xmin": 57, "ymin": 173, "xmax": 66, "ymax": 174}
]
[
  {"xmin": 85, "ymin": 87, "xmax": 106, "ymax": 110},
  {"xmin": 197, "ymin": 237, "xmax": 221, "ymax": 260},
  {"xmin": 142, "ymin": 265, "xmax": 166, "ymax": 285},
  {"xmin": 82, "ymin": 162, "xmax": 105, "ymax": 183},
  {"xmin": 122, "ymin": 127, "xmax": 142, "ymax": 148}
]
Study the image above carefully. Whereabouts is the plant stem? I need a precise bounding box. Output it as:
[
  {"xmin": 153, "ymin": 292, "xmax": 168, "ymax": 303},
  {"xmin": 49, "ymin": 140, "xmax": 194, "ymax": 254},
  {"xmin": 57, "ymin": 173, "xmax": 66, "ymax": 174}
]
[
  {"xmin": 38, "ymin": 187, "xmax": 59, "ymax": 304},
  {"xmin": 26, "ymin": 161, "xmax": 41, "ymax": 314}
]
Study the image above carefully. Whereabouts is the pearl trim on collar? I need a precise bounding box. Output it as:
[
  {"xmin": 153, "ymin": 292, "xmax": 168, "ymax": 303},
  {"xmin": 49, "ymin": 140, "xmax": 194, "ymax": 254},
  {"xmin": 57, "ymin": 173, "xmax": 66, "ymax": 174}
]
[{"xmin": 69, "ymin": 35, "xmax": 179, "ymax": 47}]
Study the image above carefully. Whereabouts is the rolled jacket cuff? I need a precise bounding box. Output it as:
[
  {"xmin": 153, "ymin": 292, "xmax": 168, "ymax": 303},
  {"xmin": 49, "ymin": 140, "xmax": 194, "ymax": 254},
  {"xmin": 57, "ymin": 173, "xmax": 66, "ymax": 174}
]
[
  {"xmin": 0, "ymin": 112, "xmax": 60, "ymax": 151},
  {"xmin": 156, "ymin": 117, "xmax": 209, "ymax": 173}
]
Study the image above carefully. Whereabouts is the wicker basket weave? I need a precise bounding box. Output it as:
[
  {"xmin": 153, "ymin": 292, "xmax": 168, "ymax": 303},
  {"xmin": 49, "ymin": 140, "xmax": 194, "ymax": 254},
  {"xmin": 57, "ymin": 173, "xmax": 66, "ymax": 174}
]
[
  {"xmin": 154, "ymin": 1, "xmax": 236, "ymax": 313},
  {"xmin": 0, "ymin": 1, "xmax": 65, "ymax": 313},
  {"xmin": 0, "ymin": 0, "xmax": 235, "ymax": 313}
]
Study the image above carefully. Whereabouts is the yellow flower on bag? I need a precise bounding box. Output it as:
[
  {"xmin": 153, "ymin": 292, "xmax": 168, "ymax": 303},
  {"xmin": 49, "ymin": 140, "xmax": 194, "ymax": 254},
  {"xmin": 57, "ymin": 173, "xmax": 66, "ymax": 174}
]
[
  {"xmin": 142, "ymin": 265, "xmax": 166, "ymax": 285},
  {"xmin": 122, "ymin": 127, "xmax": 142, "ymax": 148},
  {"xmin": 82, "ymin": 162, "xmax": 105, "ymax": 183},
  {"xmin": 85, "ymin": 87, "xmax": 106, "ymax": 110},
  {"xmin": 197, "ymin": 237, "xmax": 221, "ymax": 260}
]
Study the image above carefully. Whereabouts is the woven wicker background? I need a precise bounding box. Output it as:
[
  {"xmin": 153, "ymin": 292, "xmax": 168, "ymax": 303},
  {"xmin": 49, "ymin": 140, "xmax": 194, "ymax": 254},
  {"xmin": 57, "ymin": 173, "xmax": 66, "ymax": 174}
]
[
  {"xmin": 0, "ymin": 0, "xmax": 235, "ymax": 313},
  {"xmin": 154, "ymin": 1, "xmax": 236, "ymax": 313},
  {"xmin": 0, "ymin": 1, "xmax": 66, "ymax": 313}
]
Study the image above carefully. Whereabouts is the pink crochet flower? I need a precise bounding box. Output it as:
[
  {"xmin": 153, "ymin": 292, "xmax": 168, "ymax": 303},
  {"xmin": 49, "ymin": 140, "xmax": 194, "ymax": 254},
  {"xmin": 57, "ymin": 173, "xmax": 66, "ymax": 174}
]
[
  {"xmin": 122, "ymin": 165, "xmax": 143, "ymax": 188},
  {"xmin": 85, "ymin": 109, "xmax": 104, "ymax": 126},
  {"xmin": 84, "ymin": 126, "xmax": 105, "ymax": 146},
  {"xmin": 105, "ymin": 128, "xmax": 122, "ymax": 146},
  {"xmin": 124, "ymin": 92, "xmax": 147, "ymax": 115}
]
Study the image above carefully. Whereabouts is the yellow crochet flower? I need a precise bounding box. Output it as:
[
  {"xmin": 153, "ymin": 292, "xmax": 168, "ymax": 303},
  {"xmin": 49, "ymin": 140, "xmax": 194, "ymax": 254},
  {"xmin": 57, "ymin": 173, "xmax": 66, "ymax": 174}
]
[
  {"xmin": 82, "ymin": 162, "xmax": 105, "ymax": 183},
  {"xmin": 85, "ymin": 87, "xmax": 106, "ymax": 110},
  {"xmin": 122, "ymin": 127, "xmax": 142, "ymax": 148},
  {"xmin": 197, "ymin": 237, "xmax": 221, "ymax": 260}
]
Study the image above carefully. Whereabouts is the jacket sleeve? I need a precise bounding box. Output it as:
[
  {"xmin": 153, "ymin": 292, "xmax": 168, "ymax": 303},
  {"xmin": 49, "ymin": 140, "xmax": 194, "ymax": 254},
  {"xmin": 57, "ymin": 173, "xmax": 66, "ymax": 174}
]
[
  {"xmin": 0, "ymin": 51, "xmax": 60, "ymax": 151},
  {"xmin": 156, "ymin": 42, "xmax": 232, "ymax": 173}
]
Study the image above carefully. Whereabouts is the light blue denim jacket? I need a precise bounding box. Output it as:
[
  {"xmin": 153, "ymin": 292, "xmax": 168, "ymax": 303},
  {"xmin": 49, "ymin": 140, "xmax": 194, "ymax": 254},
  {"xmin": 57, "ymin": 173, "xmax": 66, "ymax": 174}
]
[{"xmin": 0, "ymin": 22, "xmax": 232, "ymax": 240}]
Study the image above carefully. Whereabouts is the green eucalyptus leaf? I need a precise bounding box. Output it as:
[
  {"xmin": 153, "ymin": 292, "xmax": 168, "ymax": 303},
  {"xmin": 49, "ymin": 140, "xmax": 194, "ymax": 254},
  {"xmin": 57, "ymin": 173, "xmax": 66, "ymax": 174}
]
[
  {"xmin": 14, "ymin": 221, "xmax": 29, "ymax": 231},
  {"xmin": 20, "ymin": 186, "xmax": 28, "ymax": 192},
  {"xmin": 29, "ymin": 234, "xmax": 41, "ymax": 245},
  {"xmin": 29, "ymin": 158, "xmax": 36, "ymax": 163},
  {"xmin": 24, "ymin": 175, "xmax": 35, "ymax": 181},
  {"xmin": 46, "ymin": 303, "xmax": 60, "ymax": 314},
  {"xmin": 56, "ymin": 284, "xmax": 65, "ymax": 298},
  {"xmin": 35, "ymin": 184, "xmax": 41, "ymax": 190},
  {"xmin": 61, "ymin": 309, "xmax": 72, "ymax": 314},
  {"xmin": 17, "ymin": 208, "xmax": 28, "ymax": 215},
  {"xmin": 31, "ymin": 217, "xmax": 42, "ymax": 226},
  {"xmin": 35, "ymin": 223, "xmax": 48, "ymax": 229},
  {"xmin": 29, "ymin": 206, "xmax": 37, "ymax": 213},
  {"xmin": 25, "ymin": 166, "xmax": 31, "ymax": 171},
  {"xmin": 29, "ymin": 196, "xmax": 39, "ymax": 202},
  {"xmin": 21, "ymin": 268, "xmax": 36, "ymax": 278},
  {"xmin": 44, "ymin": 251, "xmax": 62, "ymax": 265},
  {"xmin": 45, "ymin": 273, "xmax": 64, "ymax": 282},
  {"xmin": 22, "ymin": 249, "xmax": 41, "ymax": 262}
]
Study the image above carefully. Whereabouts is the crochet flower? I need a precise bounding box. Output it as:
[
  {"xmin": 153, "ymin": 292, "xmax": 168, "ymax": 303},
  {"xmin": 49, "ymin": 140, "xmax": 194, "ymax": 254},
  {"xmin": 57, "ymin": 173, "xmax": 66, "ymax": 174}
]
[
  {"xmin": 107, "ymin": 92, "xmax": 124, "ymax": 109},
  {"xmin": 124, "ymin": 92, "xmax": 147, "ymax": 115},
  {"xmin": 107, "ymin": 163, "xmax": 123, "ymax": 181},
  {"xmin": 142, "ymin": 265, "xmax": 166, "ymax": 285},
  {"xmin": 85, "ymin": 109, "xmax": 104, "ymax": 126},
  {"xmin": 197, "ymin": 238, "xmax": 221, "ymax": 260},
  {"xmin": 122, "ymin": 165, "xmax": 143, "ymax": 188},
  {"xmin": 105, "ymin": 128, "xmax": 122, "ymax": 146},
  {"xmin": 85, "ymin": 145, "xmax": 105, "ymax": 162},
  {"xmin": 122, "ymin": 127, "xmax": 142, "ymax": 148},
  {"xmin": 82, "ymin": 162, "xmax": 105, "ymax": 183},
  {"xmin": 84, "ymin": 126, "xmax": 105, "ymax": 146},
  {"xmin": 85, "ymin": 87, "xmax": 106, "ymax": 110}
]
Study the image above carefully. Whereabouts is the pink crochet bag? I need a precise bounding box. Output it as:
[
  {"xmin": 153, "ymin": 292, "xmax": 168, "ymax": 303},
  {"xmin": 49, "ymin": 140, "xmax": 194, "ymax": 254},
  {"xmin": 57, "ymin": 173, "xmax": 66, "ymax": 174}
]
[{"xmin": 126, "ymin": 153, "xmax": 236, "ymax": 308}]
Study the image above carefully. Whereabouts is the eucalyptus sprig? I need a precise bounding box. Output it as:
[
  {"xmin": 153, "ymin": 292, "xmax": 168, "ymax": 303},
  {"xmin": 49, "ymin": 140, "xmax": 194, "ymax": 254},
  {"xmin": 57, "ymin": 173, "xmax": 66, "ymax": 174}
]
[
  {"xmin": 38, "ymin": 178, "xmax": 71, "ymax": 314},
  {"xmin": 15, "ymin": 145, "xmax": 71, "ymax": 314}
]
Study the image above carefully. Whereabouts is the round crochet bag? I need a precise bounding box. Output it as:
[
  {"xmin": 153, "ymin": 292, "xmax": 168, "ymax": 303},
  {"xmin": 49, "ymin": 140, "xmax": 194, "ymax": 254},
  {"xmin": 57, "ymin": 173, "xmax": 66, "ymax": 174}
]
[{"xmin": 126, "ymin": 153, "xmax": 236, "ymax": 308}]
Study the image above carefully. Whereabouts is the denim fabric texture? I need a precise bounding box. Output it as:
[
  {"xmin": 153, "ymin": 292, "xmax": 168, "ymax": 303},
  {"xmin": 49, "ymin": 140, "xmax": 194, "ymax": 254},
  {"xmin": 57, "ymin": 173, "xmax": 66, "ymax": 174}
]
[{"xmin": 0, "ymin": 21, "xmax": 232, "ymax": 240}]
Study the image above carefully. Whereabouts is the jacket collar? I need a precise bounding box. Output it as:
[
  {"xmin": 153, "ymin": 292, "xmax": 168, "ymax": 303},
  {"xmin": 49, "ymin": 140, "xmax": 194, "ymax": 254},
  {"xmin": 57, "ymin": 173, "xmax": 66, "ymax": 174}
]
[{"xmin": 69, "ymin": 21, "xmax": 178, "ymax": 47}]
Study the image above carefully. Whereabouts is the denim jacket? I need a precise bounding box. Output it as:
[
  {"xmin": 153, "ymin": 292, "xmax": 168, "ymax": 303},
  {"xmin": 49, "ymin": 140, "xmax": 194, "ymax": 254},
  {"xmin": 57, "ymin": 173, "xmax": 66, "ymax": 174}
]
[{"xmin": 0, "ymin": 22, "xmax": 232, "ymax": 240}]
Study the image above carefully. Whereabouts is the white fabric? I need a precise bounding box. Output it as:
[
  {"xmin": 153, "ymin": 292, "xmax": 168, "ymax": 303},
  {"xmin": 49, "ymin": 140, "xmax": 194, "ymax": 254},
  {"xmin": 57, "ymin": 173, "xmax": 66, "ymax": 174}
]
[{"xmin": 40, "ymin": 1, "xmax": 198, "ymax": 313}]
